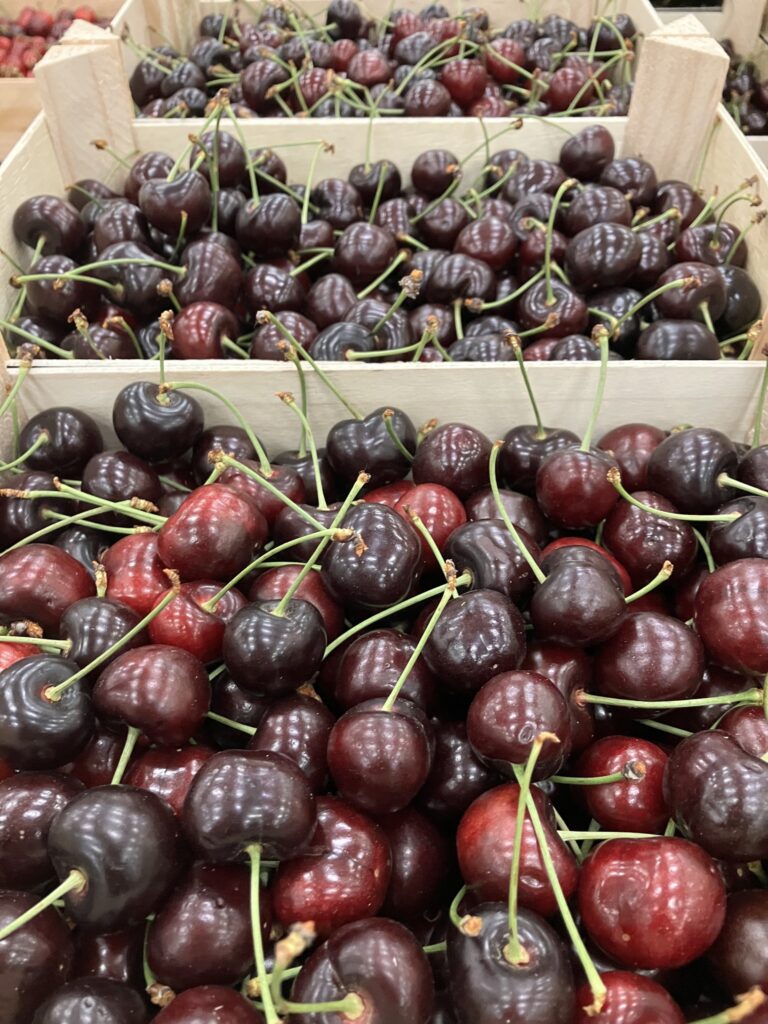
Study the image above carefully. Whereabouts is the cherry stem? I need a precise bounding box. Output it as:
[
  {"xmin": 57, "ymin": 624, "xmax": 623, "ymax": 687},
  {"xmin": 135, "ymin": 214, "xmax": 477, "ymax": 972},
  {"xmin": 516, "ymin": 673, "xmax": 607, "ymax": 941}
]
[
  {"xmin": 580, "ymin": 688, "xmax": 762, "ymax": 710},
  {"xmin": 0, "ymin": 486, "xmax": 164, "ymax": 528},
  {"xmin": 608, "ymin": 469, "xmax": 741, "ymax": 522},
  {"xmin": 324, "ymin": 575, "xmax": 469, "ymax": 657},
  {"xmin": 449, "ymin": 883, "xmax": 481, "ymax": 936},
  {"xmin": 718, "ymin": 472, "xmax": 768, "ymax": 500},
  {"xmin": 263, "ymin": 313, "xmax": 363, "ymax": 420},
  {"xmin": 0, "ymin": 355, "xmax": 34, "ymax": 422},
  {"xmin": 300, "ymin": 142, "xmax": 325, "ymax": 226},
  {"xmin": 608, "ymin": 276, "xmax": 695, "ymax": 338},
  {"xmin": 356, "ymin": 250, "xmax": 409, "ymax": 300},
  {"xmin": 636, "ymin": 718, "xmax": 692, "ymax": 738},
  {"xmin": 687, "ymin": 988, "xmax": 766, "ymax": 1024},
  {"xmin": 0, "ymin": 430, "xmax": 48, "ymax": 472},
  {"xmin": 0, "ymin": 320, "xmax": 73, "ymax": 360},
  {"xmin": 290, "ymin": 250, "xmax": 332, "ymax": 278},
  {"xmin": 110, "ymin": 726, "xmax": 140, "ymax": 785},
  {"xmin": 368, "ymin": 162, "xmax": 389, "ymax": 225},
  {"xmin": 0, "ymin": 868, "xmax": 86, "ymax": 941},
  {"xmin": 557, "ymin": 830, "xmax": 656, "ymax": 840},
  {"xmin": 216, "ymin": 454, "xmax": 324, "ymax": 530},
  {"xmin": 406, "ymin": 510, "xmax": 449, "ymax": 577},
  {"xmin": 544, "ymin": 178, "xmax": 577, "ymax": 305},
  {"xmin": 580, "ymin": 328, "xmax": 609, "ymax": 452},
  {"xmin": 551, "ymin": 762, "xmax": 645, "ymax": 786},
  {"xmin": 382, "ymin": 409, "xmax": 415, "ymax": 463},
  {"xmin": 205, "ymin": 711, "xmax": 257, "ymax": 736},
  {"xmin": 160, "ymin": 381, "xmax": 270, "ymax": 475},
  {"xmin": 381, "ymin": 569, "xmax": 460, "ymax": 713},
  {"xmin": 505, "ymin": 734, "xmax": 553, "ymax": 965},
  {"xmin": 466, "ymin": 268, "xmax": 544, "ymax": 313},
  {"xmin": 371, "ymin": 270, "xmax": 423, "ymax": 333},
  {"xmin": 509, "ymin": 333, "xmax": 545, "ymax": 438},
  {"xmin": 277, "ymin": 391, "xmax": 328, "ymax": 510},
  {"xmin": 246, "ymin": 843, "xmax": 280, "ymax": 1024},
  {"xmin": 512, "ymin": 763, "xmax": 606, "ymax": 1014},
  {"xmin": 489, "ymin": 443, "xmax": 546, "ymax": 584},
  {"xmin": 44, "ymin": 572, "xmax": 180, "ymax": 702},
  {"xmin": 271, "ymin": 472, "xmax": 367, "ymax": 617},
  {"xmin": 625, "ymin": 560, "xmax": 673, "ymax": 603},
  {"xmin": 0, "ymin": 634, "xmax": 67, "ymax": 651}
]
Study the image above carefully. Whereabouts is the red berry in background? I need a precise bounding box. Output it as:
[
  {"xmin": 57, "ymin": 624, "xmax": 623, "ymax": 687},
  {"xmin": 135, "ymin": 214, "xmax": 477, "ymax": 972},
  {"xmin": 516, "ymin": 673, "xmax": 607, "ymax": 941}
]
[{"xmin": 440, "ymin": 59, "xmax": 488, "ymax": 107}]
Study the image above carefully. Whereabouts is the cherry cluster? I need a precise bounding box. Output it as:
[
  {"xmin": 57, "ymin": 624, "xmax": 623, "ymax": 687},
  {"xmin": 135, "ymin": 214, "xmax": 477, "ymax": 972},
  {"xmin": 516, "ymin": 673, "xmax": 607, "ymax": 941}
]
[
  {"xmin": 0, "ymin": 6, "xmax": 106, "ymax": 78},
  {"xmin": 5, "ymin": 124, "xmax": 763, "ymax": 364},
  {"xmin": 0, "ymin": 347, "xmax": 766, "ymax": 1023},
  {"xmin": 721, "ymin": 39, "xmax": 768, "ymax": 137},
  {"xmin": 128, "ymin": 2, "xmax": 638, "ymax": 121}
]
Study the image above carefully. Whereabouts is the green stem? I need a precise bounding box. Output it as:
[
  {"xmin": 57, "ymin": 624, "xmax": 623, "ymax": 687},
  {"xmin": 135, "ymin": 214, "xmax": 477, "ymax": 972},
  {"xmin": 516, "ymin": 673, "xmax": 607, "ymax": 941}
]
[
  {"xmin": 510, "ymin": 334, "xmax": 545, "ymax": 438},
  {"xmin": 356, "ymin": 251, "xmax": 408, "ymax": 300},
  {"xmin": 0, "ymin": 869, "xmax": 86, "ymax": 941},
  {"xmin": 382, "ymin": 410, "xmax": 414, "ymax": 463},
  {"xmin": 247, "ymin": 844, "xmax": 280, "ymax": 1024},
  {"xmin": 513, "ymin": 763, "xmax": 606, "ymax": 1015},
  {"xmin": 217, "ymin": 454, "xmax": 324, "ymax": 529},
  {"xmin": 580, "ymin": 689, "xmax": 762, "ymax": 710},
  {"xmin": 0, "ymin": 320, "xmax": 74, "ymax": 360},
  {"xmin": 692, "ymin": 527, "xmax": 715, "ymax": 573},
  {"xmin": 625, "ymin": 560, "xmax": 673, "ymax": 604},
  {"xmin": 636, "ymin": 718, "xmax": 692, "ymax": 738},
  {"xmin": 110, "ymin": 726, "xmax": 140, "ymax": 785},
  {"xmin": 45, "ymin": 579, "xmax": 179, "ymax": 701},
  {"xmin": 0, "ymin": 358, "xmax": 33, "ymax": 421},
  {"xmin": 278, "ymin": 393, "xmax": 327, "ymax": 509},
  {"xmin": 718, "ymin": 473, "xmax": 768, "ymax": 500},
  {"xmin": 551, "ymin": 770, "xmax": 632, "ymax": 786},
  {"xmin": 544, "ymin": 179, "xmax": 577, "ymax": 305},
  {"xmin": 608, "ymin": 469, "xmax": 740, "ymax": 522},
  {"xmin": 580, "ymin": 330, "xmax": 608, "ymax": 452},
  {"xmin": 489, "ymin": 444, "xmax": 546, "ymax": 584},
  {"xmin": 0, "ymin": 430, "xmax": 49, "ymax": 472},
  {"xmin": 206, "ymin": 710, "xmax": 257, "ymax": 736},
  {"xmin": 381, "ymin": 584, "xmax": 454, "ymax": 713},
  {"xmin": 278, "ymin": 996, "xmax": 364, "ymax": 1017},
  {"xmin": 406, "ymin": 511, "xmax": 449, "ymax": 576},
  {"xmin": 686, "ymin": 989, "xmax": 766, "ymax": 1024}
]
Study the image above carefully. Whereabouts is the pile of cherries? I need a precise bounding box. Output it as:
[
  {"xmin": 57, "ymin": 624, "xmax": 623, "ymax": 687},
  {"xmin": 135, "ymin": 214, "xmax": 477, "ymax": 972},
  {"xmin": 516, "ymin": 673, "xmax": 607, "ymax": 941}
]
[
  {"xmin": 0, "ymin": 6, "xmax": 106, "ymax": 78},
  {"xmin": 0, "ymin": 346, "xmax": 766, "ymax": 1024},
  {"xmin": 721, "ymin": 38, "xmax": 768, "ymax": 137},
  {"xmin": 4, "ymin": 122, "xmax": 763, "ymax": 364},
  {"xmin": 127, "ymin": 2, "xmax": 638, "ymax": 121}
]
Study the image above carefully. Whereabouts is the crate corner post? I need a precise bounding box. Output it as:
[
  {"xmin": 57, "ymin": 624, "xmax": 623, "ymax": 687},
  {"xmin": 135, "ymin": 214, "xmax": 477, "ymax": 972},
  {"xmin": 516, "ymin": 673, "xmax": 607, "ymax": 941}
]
[{"xmin": 621, "ymin": 14, "xmax": 729, "ymax": 182}]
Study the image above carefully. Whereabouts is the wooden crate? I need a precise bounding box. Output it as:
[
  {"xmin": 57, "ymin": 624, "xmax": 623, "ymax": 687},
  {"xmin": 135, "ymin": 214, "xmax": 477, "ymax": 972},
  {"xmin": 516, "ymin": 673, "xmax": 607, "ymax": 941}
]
[
  {"xmin": 658, "ymin": 0, "xmax": 768, "ymax": 164},
  {"xmin": 0, "ymin": 0, "xmax": 122, "ymax": 158}
]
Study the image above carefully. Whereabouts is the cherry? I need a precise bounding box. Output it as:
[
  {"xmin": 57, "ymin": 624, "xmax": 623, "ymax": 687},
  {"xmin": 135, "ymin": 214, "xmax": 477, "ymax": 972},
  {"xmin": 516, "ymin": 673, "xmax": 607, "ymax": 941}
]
[
  {"xmin": 447, "ymin": 903, "xmax": 575, "ymax": 1024},
  {"xmin": 46, "ymin": 785, "xmax": 181, "ymax": 931},
  {"xmin": 445, "ymin": 519, "xmax": 542, "ymax": 605},
  {"xmin": 30, "ymin": 978, "xmax": 147, "ymax": 1024},
  {"xmin": 706, "ymin": 890, "xmax": 768, "ymax": 996},
  {"xmin": 378, "ymin": 805, "xmax": 451, "ymax": 920},
  {"xmin": 71, "ymin": 925, "xmax": 144, "ymax": 989},
  {"xmin": 101, "ymin": 534, "xmax": 168, "ymax": 617},
  {"xmin": 646, "ymin": 427, "xmax": 737, "ymax": 513},
  {"xmin": 536, "ymin": 448, "xmax": 619, "ymax": 528},
  {"xmin": 218, "ymin": 461, "xmax": 304, "ymax": 528},
  {"xmin": 664, "ymin": 731, "xmax": 768, "ymax": 862},
  {"xmin": 17, "ymin": 406, "xmax": 102, "ymax": 477},
  {"xmin": 113, "ymin": 381, "xmax": 204, "ymax": 463},
  {"xmin": 0, "ymin": 890, "xmax": 74, "ymax": 1024},
  {"xmin": 718, "ymin": 704, "xmax": 768, "ymax": 758},
  {"xmin": 326, "ymin": 407, "xmax": 416, "ymax": 489},
  {"xmin": 566, "ymin": 224, "xmax": 642, "ymax": 290},
  {"xmin": 81, "ymin": 450, "xmax": 162, "ymax": 521},
  {"xmin": 418, "ymin": 719, "xmax": 499, "ymax": 822},
  {"xmin": 464, "ymin": 486, "xmax": 547, "ymax": 543},
  {"xmin": 93, "ymin": 644, "xmax": 210, "ymax": 746},
  {"xmin": 594, "ymin": 612, "xmax": 704, "ymax": 708},
  {"xmin": 405, "ymin": 79, "xmax": 454, "ymax": 116},
  {"xmin": 0, "ymin": 654, "xmax": 93, "ymax": 769},
  {"xmin": 531, "ymin": 560, "xmax": 625, "ymax": 647},
  {"xmin": 0, "ymin": 544, "xmax": 93, "ymax": 631},
  {"xmin": 421, "ymin": 586, "xmax": 525, "ymax": 691},
  {"xmin": 147, "ymin": 580, "xmax": 246, "ymax": 663},
  {"xmin": 248, "ymin": 692, "xmax": 334, "ymax": 792},
  {"xmin": 457, "ymin": 782, "xmax": 579, "ymax": 913},
  {"xmin": 183, "ymin": 748, "xmax": 315, "ymax": 860},
  {"xmin": 540, "ymin": 538, "xmax": 631, "ymax": 594},
  {"xmin": 637, "ymin": 319, "xmax": 721, "ymax": 360},
  {"xmin": 223, "ymin": 598, "xmax": 326, "ymax": 696},
  {"xmin": 575, "ymin": 736, "xmax": 669, "ymax": 833},
  {"xmin": 694, "ymin": 558, "xmax": 768, "ymax": 674},
  {"xmin": 578, "ymin": 837, "xmax": 726, "ymax": 968},
  {"xmin": 272, "ymin": 795, "xmax": 391, "ymax": 936},
  {"xmin": 501, "ymin": 425, "xmax": 580, "ymax": 494},
  {"xmin": 333, "ymin": 627, "xmax": 438, "ymax": 714},
  {"xmin": 522, "ymin": 641, "xmax": 595, "ymax": 752},
  {"xmin": 600, "ymin": 158, "xmax": 657, "ymax": 207},
  {"xmin": 147, "ymin": 862, "xmax": 260, "ymax": 992},
  {"xmin": 467, "ymin": 670, "xmax": 571, "ymax": 777},
  {"xmin": 12, "ymin": 194, "xmax": 84, "ymax": 255},
  {"xmin": 67, "ymin": 725, "xmax": 125, "ymax": 788},
  {"xmin": 154, "ymin": 986, "xmax": 264, "ymax": 1023},
  {"xmin": 191, "ymin": 425, "xmax": 256, "ymax": 484},
  {"xmin": 0, "ymin": 771, "xmax": 83, "ymax": 889},
  {"xmin": 412, "ymin": 423, "xmax": 492, "ymax": 499},
  {"xmin": 597, "ymin": 422, "xmax": 666, "ymax": 491},
  {"xmin": 573, "ymin": 972, "xmax": 685, "ymax": 1024},
  {"xmin": 124, "ymin": 743, "xmax": 215, "ymax": 817},
  {"xmin": 138, "ymin": 169, "xmax": 211, "ymax": 235}
]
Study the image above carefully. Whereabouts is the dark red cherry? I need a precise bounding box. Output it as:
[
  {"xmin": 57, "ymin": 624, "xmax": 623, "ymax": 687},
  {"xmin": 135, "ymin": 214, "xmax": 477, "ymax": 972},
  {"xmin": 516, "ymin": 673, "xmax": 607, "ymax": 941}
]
[
  {"xmin": 600, "ymin": 157, "xmax": 658, "ymax": 206},
  {"xmin": 501, "ymin": 425, "xmax": 579, "ymax": 495},
  {"xmin": 708, "ymin": 496, "xmax": 768, "ymax": 564},
  {"xmin": 71, "ymin": 925, "xmax": 143, "ymax": 989},
  {"xmin": 68, "ymin": 725, "xmax": 125, "ymax": 789},
  {"xmin": 208, "ymin": 674, "xmax": 270, "ymax": 748},
  {"xmin": 236, "ymin": 193, "xmax": 300, "ymax": 255},
  {"xmin": 564, "ymin": 186, "xmax": 632, "ymax": 234},
  {"xmin": 138, "ymin": 170, "xmax": 211, "ymax": 235},
  {"xmin": 464, "ymin": 486, "xmax": 547, "ymax": 543},
  {"xmin": 147, "ymin": 862, "xmax": 259, "ymax": 991},
  {"xmin": 457, "ymin": 783, "xmax": 579, "ymax": 913},
  {"xmin": 718, "ymin": 704, "xmax": 768, "ymax": 758},
  {"xmin": 0, "ymin": 890, "xmax": 74, "ymax": 1023},
  {"xmin": 652, "ymin": 179, "xmax": 705, "ymax": 229},
  {"xmin": 530, "ymin": 561, "xmax": 625, "ymax": 647},
  {"xmin": 18, "ymin": 406, "xmax": 102, "ymax": 477},
  {"xmin": 595, "ymin": 612, "xmax": 704, "ymax": 708},
  {"xmin": 394, "ymin": 482, "xmax": 467, "ymax": 565},
  {"xmin": 13, "ymin": 194, "xmax": 85, "ymax": 255},
  {"xmin": 48, "ymin": 785, "xmax": 181, "ymax": 931},
  {"xmin": 578, "ymin": 837, "xmax": 725, "ymax": 968},
  {"xmin": 576, "ymin": 736, "xmax": 669, "ymax": 833},
  {"xmin": 423, "ymin": 590, "xmax": 526, "ymax": 693},
  {"xmin": 0, "ymin": 655, "xmax": 93, "ymax": 769},
  {"xmin": 101, "ymin": 534, "xmax": 167, "ymax": 617},
  {"xmin": 425, "ymin": 254, "xmax": 496, "ymax": 305},
  {"xmin": 636, "ymin": 319, "xmax": 720, "ymax": 359},
  {"xmin": 467, "ymin": 670, "xmax": 571, "ymax": 777},
  {"xmin": 536, "ymin": 448, "xmax": 619, "ymax": 528},
  {"xmin": 0, "ymin": 543, "xmax": 93, "ymax": 630},
  {"xmin": 177, "ymin": 243, "xmax": 243, "ymax": 309},
  {"xmin": 378, "ymin": 806, "xmax": 450, "ymax": 920},
  {"xmin": 516, "ymin": 278, "xmax": 589, "ymax": 337},
  {"xmin": 675, "ymin": 222, "xmax": 746, "ymax": 267},
  {"xmin": 272, "ymin": 795, "xmax": 391, "ymax": 936},
  {"xmin": 81, "ymin": 450, "xmax": 162, "ymax": 522},
  {"xmin": 147, "ymin": 581, "xmax": 246, "ymax": 663},
  {"xmin": 597, "ymin": 422, "xmax": 666, "ymax": 491},
  {"xmin": 573, "ymin": 971, "xmax": 685, "ymax": 1024},
  {"xmin": 24, "ymin": 255, "xmax": 97, "ymax": 322},
  {"xmin": 412, "ymin": 423, "xmax": 492, "ymax": 499},
  {"xmin": 664, "ymin": 731, "xmax": 768, "ymax": 862},
  {"xmin": 447, "ymin": 903, "xmax": 575, "ymax": 1024},
  {"xmin": 93, "ymin": 645, "xmax": 210, "ymax": 746},
  {"xmin": 183, "ymin": 748, "xmax": 316, "ymax": 861},
  {"xmin": 113, "ymin": 381, "xmax": 204, "ymax": 463},
  {"xmin": 191, "ymin": 425, "xmax": 257, "ymax": 485},
  {"xmin": 646, "ymin": 427, "xmax": 738, "ymax": 513},
  {"xmin": 124, "ymin": 743, "xmax": 215, "ymax": 817},
  {"xmin": 0, "ymin": 771, "xmax": 83, "ymax": 888},
  {"xmin": 706, "ymin": 890, "xmax": 768, "ymax": 996},
  {"xmin": 328, "ymin": 698, "xmax": 433, "ymax": 814},
  {"xmin": 603, "ymin": 491, "xmax": 696, "ymax": 585},
  {"xmin": 566, "ymin": 224, "xmax": 642, "ymax": 290},
  {"xmin": 154, "ymin": 986, "xmax": 263, "ymax": 1023},
  {"xmin": 694, "ymin": 559, "xmax": 768, "ymax": 674},
  {"xmin": 30, "ymin": 977, "xmax": 147, "ymax": 1024},
  {"xmin": 717, "ymin": 264, "xmax": 762, "ymax": 334},
  {"xmin": 444, "ymin": 519, "xmax": 542, "ymax": 605},
  {"xmin": 248, "ymin": 693, "xmax": 334, "ymax": 793},
  {"xmin": 326, "ymin": 407, "xmax": 416, "ymax": 490},
  {"xmin": 654, "ymin": 261, "xmax": 727, "ymax": 322},
  {"xmin": 333, "ymin": 628, "xmax": 438, "ymax": 714}
]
